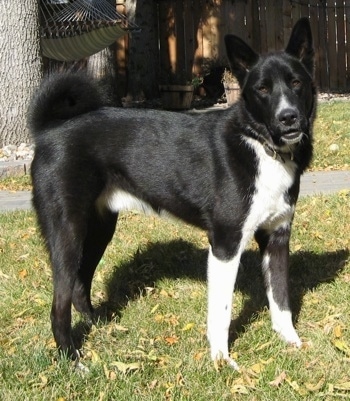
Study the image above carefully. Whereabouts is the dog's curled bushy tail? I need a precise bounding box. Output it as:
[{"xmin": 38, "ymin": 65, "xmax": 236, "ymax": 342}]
[{"xmin": 28, "ymin": 72, "xmax": 106, "ymax": 137}]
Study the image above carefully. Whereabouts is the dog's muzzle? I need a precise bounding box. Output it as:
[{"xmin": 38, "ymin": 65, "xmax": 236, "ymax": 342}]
[
  {"xmin": 281, "ymin": 131, "xmax": 303, "ymax": 145},
  {"xmin": 276, "ymin": 107, "xmax": 304, "ymax": 145}
]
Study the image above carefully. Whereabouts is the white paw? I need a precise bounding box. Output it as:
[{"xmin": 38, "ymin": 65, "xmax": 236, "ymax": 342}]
[
  {"xmin": 274, "ymin": 324, "xmax": 302, "ymax": 347},
  {"xmin": 74, "ymin": 360, "xmax": 90, "ymax": 374},
  {"xmin": 211, "ymin": 350, "xmax": 240, "ymax": 371}
]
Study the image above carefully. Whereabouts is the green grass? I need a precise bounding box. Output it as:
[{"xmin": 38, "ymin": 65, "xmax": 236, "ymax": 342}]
[
  {"xmin": 0, "ymin": 192, "xmax": 349, "ymax": 400},
  {"xmin": 0, "ymin": 175, "xmax": 31, "ymax": 191},
  {"xmin": 313, "ymin": 101, "xmax": 350, "ymax": 170}
]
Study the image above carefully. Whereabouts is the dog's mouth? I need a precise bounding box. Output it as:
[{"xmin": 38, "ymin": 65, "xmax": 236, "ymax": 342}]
[{"xmin": 280, "ymin": 131, "xmax": 303, "ymax": 145}]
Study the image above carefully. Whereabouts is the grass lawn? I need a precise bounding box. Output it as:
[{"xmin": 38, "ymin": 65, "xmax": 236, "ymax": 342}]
[
  {"xmin": 313, "ymin": 100, "xmax": 350, "ymax": 171},
  {"xmin": 0, "ymin": 101, "xmax": 349, "ymax": 400}
]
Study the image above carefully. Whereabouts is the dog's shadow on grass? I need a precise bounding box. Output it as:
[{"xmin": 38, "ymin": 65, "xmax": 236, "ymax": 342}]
[{"xmin": 73, "ymin": 240, "xmax": 348, "ymax": 350}]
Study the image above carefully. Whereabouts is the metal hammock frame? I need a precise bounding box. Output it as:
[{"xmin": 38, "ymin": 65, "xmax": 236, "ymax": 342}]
[{"xmin": 40, "ymin": 0, "xmax": 139, "ymax": 61}]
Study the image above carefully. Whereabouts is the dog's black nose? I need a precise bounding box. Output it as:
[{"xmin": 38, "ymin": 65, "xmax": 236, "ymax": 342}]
[{"xmin": 278, "ymin": 108, "xmax": 298, "ymax": 126}]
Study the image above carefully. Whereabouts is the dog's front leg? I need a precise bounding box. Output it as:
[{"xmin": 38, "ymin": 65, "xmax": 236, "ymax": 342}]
[
  {"xmin": 207, "ymin": 246, "xmax": 241, "ymax": 369},
  {"xmin": 255, "ymin": 225, "xmax": 301, "ymax": 347}
]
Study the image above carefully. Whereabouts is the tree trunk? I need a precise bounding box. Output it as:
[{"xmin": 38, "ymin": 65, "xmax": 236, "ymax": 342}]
[
  {"xmin": 0, "ymin": 1, "xmax": 42, "ymax": 146},
  {"xmin": 125, "ymin": 0, "xmax": 159, "ymax": 100},
  {"xmin": 86, "ymin": 44, "xmax": 121, "ymax": 106},
  {"xmin": 86, "ymin": 0, "xmax": 121, "ymax": 106}
]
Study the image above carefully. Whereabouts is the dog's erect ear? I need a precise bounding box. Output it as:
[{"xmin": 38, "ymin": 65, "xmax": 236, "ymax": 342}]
[
  {"xmin": 285, "ymin": 17, "xmax": 314, "ymax": 75},
  {"xmin": 224, "ymin": 35, "xmax": 259, "ymax": 86}
]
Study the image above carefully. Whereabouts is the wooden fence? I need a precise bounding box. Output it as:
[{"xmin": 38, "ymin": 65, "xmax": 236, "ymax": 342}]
[{"xmin": 116, "ymin": 0, "xmax": 350, "ymax": 94}]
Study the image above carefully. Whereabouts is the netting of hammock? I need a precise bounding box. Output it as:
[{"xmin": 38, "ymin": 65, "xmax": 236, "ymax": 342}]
[{"xmin": 40, "ymin": 0, "xmax": 139, "ymax": 61}]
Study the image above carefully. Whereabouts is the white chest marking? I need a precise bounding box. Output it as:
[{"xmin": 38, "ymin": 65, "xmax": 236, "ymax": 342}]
[{"xmin": 243, "ymin": 137, "xmax": 296, "ymax": 235}]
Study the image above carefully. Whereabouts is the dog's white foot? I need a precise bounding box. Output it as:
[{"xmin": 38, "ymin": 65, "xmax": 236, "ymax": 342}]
[
  {"xmin": 209, "ymin": 333, "xmax": 240, "ymax": 370},
  {"xmin": 211, "ymin": 350, "xmax": 239, "ymax": 371},
  {"xmin": 273, "ymin": 323, "xmax": 302, "ymax": 348},
  {"xmin": 268, "ymin": 300, "xmax": 302, "ymax": 347}
]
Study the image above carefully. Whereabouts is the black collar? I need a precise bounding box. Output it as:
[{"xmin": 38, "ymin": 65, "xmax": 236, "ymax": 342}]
[
  {"xmin": 262, "ymin": 141, "xmax": 294, "ymax": 164},
  {"xmin": 244, "ymin": 126, "xmax": 295, "ymax": 164}
]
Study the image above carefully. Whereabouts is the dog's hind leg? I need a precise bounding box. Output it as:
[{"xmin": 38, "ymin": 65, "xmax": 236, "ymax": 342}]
[
  {"xmin": 72, "ymin": 210, "xmax": 118, "ymax": 318},
  {"xmin": 255, "ymin": 225, "xmax": 302, "ymax": 347},
  {"xmin": 49, "ymin": 218, "xmax": 87, "ymax": 360}
]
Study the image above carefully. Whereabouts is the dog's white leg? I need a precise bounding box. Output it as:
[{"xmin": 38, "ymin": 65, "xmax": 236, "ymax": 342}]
[
  {"xmin": 207, "ymin": 246, "xmax": 241, "ymax": 369},
  {"xmin": 262, "ymin": 251, "xmax": 301, "ymax": 348}
]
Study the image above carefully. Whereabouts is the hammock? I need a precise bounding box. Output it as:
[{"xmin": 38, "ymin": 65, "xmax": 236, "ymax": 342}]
[{"xmin": 40, "ymin": 0, "xmax": 139, "ymax": 61}]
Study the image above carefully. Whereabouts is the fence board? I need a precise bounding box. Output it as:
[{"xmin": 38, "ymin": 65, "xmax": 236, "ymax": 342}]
[
  {"xmin": 158, "ymin": 1, "xmax": 175, "ymax": 82},
  {"xmin": 318, "ymin": 3, "xmax": 329, "ymax": 89},
  {"xmin": 291, "ymin": 0, "xmax": 301, "ymax": 23},
  {"xmin": 274, "ymin": 1, "xmax": 284, "ymax": 50},
  {"xmin": 336, "ymin": 0, "xmax": 346, "ymax": 90},
  {"xmin": 252, "ymin": 0, "xmax": 262, "ymax": 53},
  {"xmin": 231, "ymin": 1, "xmax": 249, "ymax": 41},
  {"xmin": 259, "ymin": 1, "xmax": 268, "ymax": 53},
  {"xmin": 345, "ymin": 4, "xmax": 350, "ymax": 88},
  {"xmin": 193, "ymin": 0, "xmax": 204, "ymax": 74},
  {"xmin": 265, "ymin": 0, "xmax": 277, "ymax": 51},
  {"xmin": 308, "ymin": 0, "xmax": 320, "ymax": 87},
  {"xmin": 328, "ymin": 1, "xmax": 338, "ymax": 90},
  {"xmin": 175, "ymin": 0, "xmax": 186, "ymax": 79},
  {"xmin": 183, "ymin": 1, "xmax": 196, "ymax": 77},
  {"xmin": 243, "ymin": 0, "xmax": 254, "ymax": 46}
]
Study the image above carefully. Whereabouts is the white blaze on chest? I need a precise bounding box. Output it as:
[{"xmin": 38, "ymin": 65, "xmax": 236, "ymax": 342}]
[{"xmin": 243, "ymin": 138, "xmax": 297, "ymax": 234}]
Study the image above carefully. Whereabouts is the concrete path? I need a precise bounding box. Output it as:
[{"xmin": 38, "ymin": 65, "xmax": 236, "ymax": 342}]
[
  {"xmin": 299, "ymin": 170, "xmax": 350, "ymax": 197},
  {"xmin": 0, "ymin": 170, "xmax": 349, "ymax": 213},
  {"xmin": 0, "ymin": 190, "xmax": 32, "ymax": 212}
]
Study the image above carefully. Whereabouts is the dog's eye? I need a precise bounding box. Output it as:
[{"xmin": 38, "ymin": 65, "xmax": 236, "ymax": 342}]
[
  {"xmin": 292, "ymin": 79, "xmax": 301, "ymax": 88},
  {"xmin": 258, "ymin": 85, "xmax": 269, "ymax": 94}
]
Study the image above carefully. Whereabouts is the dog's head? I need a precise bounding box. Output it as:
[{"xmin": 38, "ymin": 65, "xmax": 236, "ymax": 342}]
[{"xmin": 225, "ymin": 18, "xmax": 315, "ymax": 152}]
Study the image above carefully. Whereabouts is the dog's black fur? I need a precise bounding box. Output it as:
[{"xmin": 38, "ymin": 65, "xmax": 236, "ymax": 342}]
[{"xmin": 28, "ymin": 18, "xmax": 316, "ymax": 366}]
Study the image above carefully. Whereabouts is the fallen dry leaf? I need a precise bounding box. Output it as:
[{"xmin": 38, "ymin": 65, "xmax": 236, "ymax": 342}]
[
  {"xmin": 159, "ymin": 289, "xmax": 170, "ymax": 297},
  {"xmin": 165, "ymin": 335, "xmax": 179, "ymax": 345},
  {"xmin": 240, "ymin": 369, "xmax": 258, "ymax": 388},
  {"xmin": 250, "ymin": 362, "xmax": 265, "ymax": 374},
  {"xmin": 193, "ymin": 351, "xmax": 205, "ymax": 361},
  {"xmin": 150, "ymin": 304, "xmax": 160, "ymax": 314},
  {"xmin": 176, "ymin": 372, "xmax": 185, "ymax": 386},
  {"xmin": 305, "ymin": 376, "xmax": 325, "ymax": 392},
  {"xmin": 332, "ymin": 339, "xmax": 350, "ymax": 357},
  {"xmin": 334, "ymin": 381, "xmax": 350, "ymax": 391},
  {"xmin": 286, "ymin": 377, "xmax": 308, "ymax": 396},
  {"xmin": 110, "ymin": 361, "xmax": 141, "ymax": 374},
  {"xmin": 148, "ymin": 379, "xmax": 158, "ymax": 390},
  {"xmin": 230, "ymin": 384, "xmax": 249, "ymax": 395},
  {"xmin": 255, "ymin": 341, "xmax": 273, "ymax": 351},
  {"xmin": 269, "ymin": 371, "xmax": 287, "ymax": 387},
  {"xmin": 333, "ymin": 324, "xmax": 343, "ymax": 338},
  {"xmin": 90, "ymin": 349, "xmax": 100, "ymax": 363},
  {"xmin": 18, "ymin": 269, "xmax": 28, "ymax": 279},
  {"xmin": 181, "ymin": 322, "xmax": 194, "ymax": 331},
  {"xmin": 114, "ymin": 324, "xmax": 129, "ymax": 332}
]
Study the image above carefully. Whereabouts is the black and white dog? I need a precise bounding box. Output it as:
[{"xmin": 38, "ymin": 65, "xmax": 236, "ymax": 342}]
[{"xmin": 28, "ymin": 18, "xmax": 316, "ymax": 369}]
